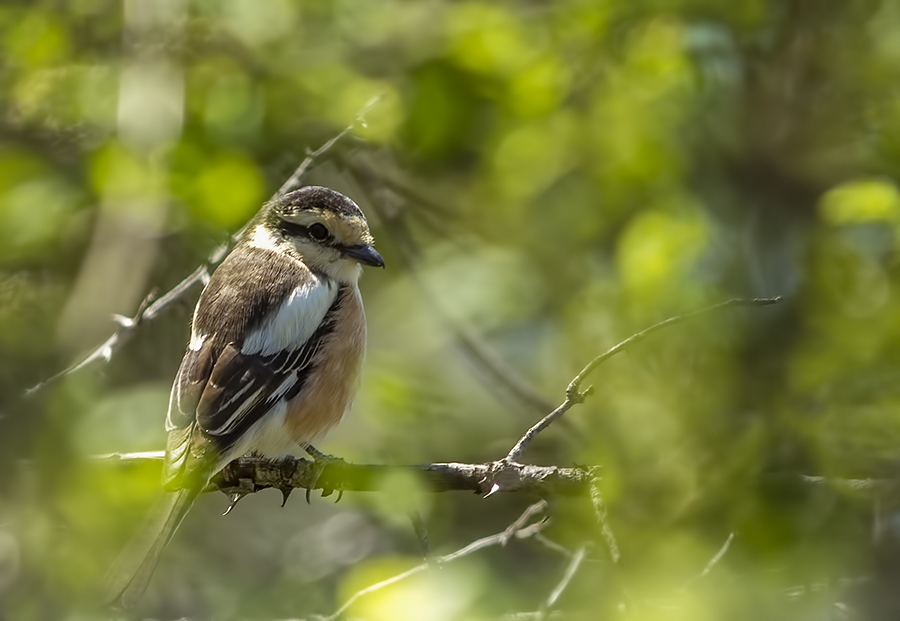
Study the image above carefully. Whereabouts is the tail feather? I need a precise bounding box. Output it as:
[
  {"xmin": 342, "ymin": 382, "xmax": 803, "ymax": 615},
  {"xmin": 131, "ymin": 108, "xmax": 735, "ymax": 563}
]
[{"xmin": 104, "ymin": 487, "xmax": 200, "ymax": 609}]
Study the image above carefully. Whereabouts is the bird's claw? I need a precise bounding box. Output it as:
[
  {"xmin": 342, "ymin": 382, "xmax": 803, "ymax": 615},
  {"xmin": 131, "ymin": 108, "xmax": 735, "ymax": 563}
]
[
  {"xmin": 223, "ymin": 491, "xmax": 248, "ymax": 516},
  {"xmin": 279, "ymin": 487, "xmax": 293, "ymax": 507},
  {"xmin": 277, "ymin": 456, "xmax": 298, "ymax": 507},
  {"xmin": 303, "ymin": 445, "xmax": 346, "ymax": 503}
]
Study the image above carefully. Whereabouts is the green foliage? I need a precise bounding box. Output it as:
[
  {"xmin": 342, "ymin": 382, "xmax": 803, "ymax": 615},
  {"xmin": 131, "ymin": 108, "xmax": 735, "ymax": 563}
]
[{"xmin": 2, "ymin": 0, "xmax": 900, "ymax": 618}]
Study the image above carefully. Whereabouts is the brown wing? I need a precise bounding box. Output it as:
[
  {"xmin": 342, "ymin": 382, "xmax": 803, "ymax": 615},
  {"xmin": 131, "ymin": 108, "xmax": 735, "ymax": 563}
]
[{"xmin": 162, "ymin": 290, "xmax": 344, "ymax": 486}]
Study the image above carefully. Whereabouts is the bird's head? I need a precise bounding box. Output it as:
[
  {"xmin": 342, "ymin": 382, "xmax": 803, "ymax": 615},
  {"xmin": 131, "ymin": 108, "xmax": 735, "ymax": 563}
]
[{"xmin": 252, "ymin": 186, "xmax": 384, "ymax": 283}]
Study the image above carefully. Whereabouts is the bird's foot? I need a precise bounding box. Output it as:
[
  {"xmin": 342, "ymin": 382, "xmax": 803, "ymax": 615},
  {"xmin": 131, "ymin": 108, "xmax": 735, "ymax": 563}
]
[{"xmin": 304, "ymin": 444, "xmax": 345, "ymax": 504}]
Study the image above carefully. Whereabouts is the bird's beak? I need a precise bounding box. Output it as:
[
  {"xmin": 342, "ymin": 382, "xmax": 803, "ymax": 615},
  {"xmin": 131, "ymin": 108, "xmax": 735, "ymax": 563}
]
[{"xmin": 343, "ymin": 243, "xmax": 385, "ymax": 268}]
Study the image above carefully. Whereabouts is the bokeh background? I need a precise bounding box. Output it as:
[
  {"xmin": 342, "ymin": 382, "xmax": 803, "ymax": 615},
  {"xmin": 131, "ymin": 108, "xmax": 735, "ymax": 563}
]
[{"xmin": 2, "ymin": 0, "xmax": 900, "ymax": 619}]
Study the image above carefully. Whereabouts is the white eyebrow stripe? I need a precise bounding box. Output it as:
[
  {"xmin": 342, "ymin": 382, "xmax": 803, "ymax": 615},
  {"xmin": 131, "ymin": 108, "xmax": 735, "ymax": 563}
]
[
  {"xmin": 241, "ymin": 276, "xmax": 337, "ymax": 356},
  {"xmin": 247, "ymin": 223, "xmax": 282, "ymax": 252}
]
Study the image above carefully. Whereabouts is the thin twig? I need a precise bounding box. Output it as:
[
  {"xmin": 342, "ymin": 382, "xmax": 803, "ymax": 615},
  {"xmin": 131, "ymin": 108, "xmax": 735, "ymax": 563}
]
[
  {"xmin": 27, "ymin": 100, "xmax": 381, "ymax": 396},
  {"xmin": 322, "ymin": 501, "xmax": 549, "ymax": 620},
  {"xmin": 409, "ymin": 511, "xmax": 434, "ymax": 567},
  {"xmin": 276, "ymin": 95, "xmax": 382, "ymax": 198},
  {"xmin": 696, "ymin": 532, "xmax": 735, "ymax": 581},
  {"xmin": 503, "ymin": 297, "xmax": 781, "ymax": 464},
  {"xmin": 25, "ymin": 290, "xmax": 164, "ymax": 395},
  {"xmin": 589, "ymin": 472, "xmax": 620, "ymax": 564},
  {"xmin": 567, "ymin": 297, "xmax": 781, "ymax": 396},
  {"xmin": 534, "ymin": 533, "xmax": 576, "ymax": 558},
  {"xmin": 538, "ymin": 545, "xmax": 588, "ymax": 618},
  {"xmin": 795, "ymin": 474, "xmax": 883, "ymax": 492}
]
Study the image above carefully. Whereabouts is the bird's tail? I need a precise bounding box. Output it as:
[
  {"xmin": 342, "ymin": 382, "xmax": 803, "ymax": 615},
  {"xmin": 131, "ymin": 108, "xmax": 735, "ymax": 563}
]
[{"xmin": 103, "ymin": 486, "xmax": 200, "ymax": 609}]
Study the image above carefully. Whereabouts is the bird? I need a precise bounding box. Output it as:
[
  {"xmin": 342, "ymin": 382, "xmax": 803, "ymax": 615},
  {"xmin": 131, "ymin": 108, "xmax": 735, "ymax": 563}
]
[{"xmin": 104, "ymin": 185, "xmax": 384, "ymax": 608}]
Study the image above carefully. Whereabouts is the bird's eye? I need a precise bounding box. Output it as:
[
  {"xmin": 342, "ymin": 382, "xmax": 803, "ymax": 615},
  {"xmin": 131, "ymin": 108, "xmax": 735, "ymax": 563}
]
[{"xmin": 308, "ymin": 223, "xmax": 329, "ymax": 241}]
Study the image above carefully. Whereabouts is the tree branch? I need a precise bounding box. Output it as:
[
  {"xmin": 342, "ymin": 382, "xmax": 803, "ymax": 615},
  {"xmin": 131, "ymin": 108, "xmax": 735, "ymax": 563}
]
[
  {"xmin": 99, "ymin": 452, "xmax": 591, "ymax": 498},
  {"xmin": 97, "ymin": 297, "xmax": 782, "ymax": 505}
]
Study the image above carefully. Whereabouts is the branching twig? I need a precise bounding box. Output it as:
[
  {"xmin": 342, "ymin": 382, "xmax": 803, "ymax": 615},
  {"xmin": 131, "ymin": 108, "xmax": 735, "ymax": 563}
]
[
  {"xmin": 502, "ymin": 297, "xmax": 782, "ymax": 465},
  {"xmin": 25, "ymin": 288, "xmax": 182, "ymax": 397},
  {"xmin": 321, "ymin": 500, "xmax": 549, "ymax": 621},
  {"xmin": 27, "ymin": 99, "xmax": 381, "ymax": 396}
]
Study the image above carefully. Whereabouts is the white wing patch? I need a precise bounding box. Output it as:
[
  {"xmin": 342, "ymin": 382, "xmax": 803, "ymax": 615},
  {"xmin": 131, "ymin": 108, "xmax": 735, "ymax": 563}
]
[{"xmin": 241, "ymin": 275, "xmax": 337, "ymax": 356}]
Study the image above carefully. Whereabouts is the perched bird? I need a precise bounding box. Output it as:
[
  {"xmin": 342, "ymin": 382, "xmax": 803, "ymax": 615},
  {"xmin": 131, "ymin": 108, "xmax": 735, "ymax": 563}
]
[{"xmin": 105, "ymin": 186, "xmax": 384, "ymax": 608}]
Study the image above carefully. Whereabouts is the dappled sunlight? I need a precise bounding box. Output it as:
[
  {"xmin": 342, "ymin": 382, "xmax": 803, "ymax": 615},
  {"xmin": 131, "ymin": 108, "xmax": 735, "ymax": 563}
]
[{"xmin": 2, "ymin": 0, "xmax": 900, "ymax": 618}]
